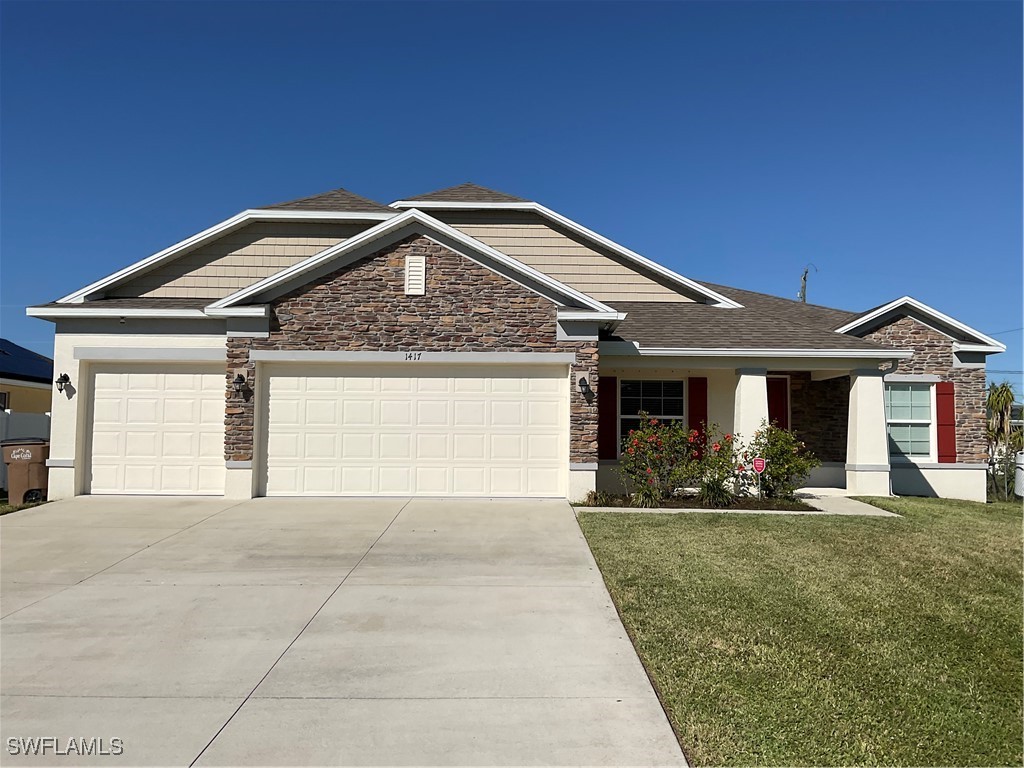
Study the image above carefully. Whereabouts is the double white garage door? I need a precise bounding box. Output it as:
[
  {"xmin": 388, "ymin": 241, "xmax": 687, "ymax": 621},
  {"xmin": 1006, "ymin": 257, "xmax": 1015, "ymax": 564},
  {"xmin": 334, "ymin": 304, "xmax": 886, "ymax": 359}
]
[{"xmin": 87, "ymin": 363, "xmax": 569, "ymax": 497}]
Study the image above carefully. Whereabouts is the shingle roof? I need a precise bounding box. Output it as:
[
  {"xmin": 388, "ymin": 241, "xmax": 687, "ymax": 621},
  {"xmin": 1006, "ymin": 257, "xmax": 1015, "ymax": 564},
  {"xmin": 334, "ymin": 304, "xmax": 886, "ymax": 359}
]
[
  {"xmin": 0, "ymin": 338, "xmax": 53, "ymax": 384},
  {"xmin": 261, "ymin": 187, "xmax": 394, "ymax": 213},
  {"xmin": 697, "ymin": 281, "xmax": 860, "ymax": 330},
  {"xmin": 608, "ymin": 301, "xmax": 894, "ymax": 352},
  {"xmin": 403, "ymin": 183, "xmax": 529, "ymax": 203}
]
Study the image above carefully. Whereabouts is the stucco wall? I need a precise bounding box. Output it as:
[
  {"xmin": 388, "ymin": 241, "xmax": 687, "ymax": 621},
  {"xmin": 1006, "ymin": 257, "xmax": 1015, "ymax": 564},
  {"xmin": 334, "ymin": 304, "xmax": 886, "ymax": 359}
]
[
  {"xmin": 226, "ymin": 235, "xmax": 599, "ymax": 464},
  {"xmin": 863, "ymin": 316, "xmax": 986, "ymax": 463},
  {"xmin": 0, "ymin": 382, "xmax": 52, "ymax": 414}
]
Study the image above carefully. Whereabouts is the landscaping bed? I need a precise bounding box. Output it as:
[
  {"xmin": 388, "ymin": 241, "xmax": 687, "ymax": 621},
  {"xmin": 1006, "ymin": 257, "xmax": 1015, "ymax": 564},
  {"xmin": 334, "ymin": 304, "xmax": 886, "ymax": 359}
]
[
  {"xmin": 579, "ymin": 497, "xmax": 1023, "ymax": 766},
  {"xmin": 575, "ymin": 493, "xmax": 815, "ymax": 511}
]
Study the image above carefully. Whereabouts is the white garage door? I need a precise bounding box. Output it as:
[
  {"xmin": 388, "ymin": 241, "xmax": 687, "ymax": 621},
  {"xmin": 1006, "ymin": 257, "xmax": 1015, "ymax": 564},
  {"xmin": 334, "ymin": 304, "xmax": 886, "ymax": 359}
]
[
  {"xmin": 88, "ymin": 364, "xmax": 225, "ymax": 494},
  {"xmin": 263, "ymin": 364, "xmax": 568, "ymax": 497}
]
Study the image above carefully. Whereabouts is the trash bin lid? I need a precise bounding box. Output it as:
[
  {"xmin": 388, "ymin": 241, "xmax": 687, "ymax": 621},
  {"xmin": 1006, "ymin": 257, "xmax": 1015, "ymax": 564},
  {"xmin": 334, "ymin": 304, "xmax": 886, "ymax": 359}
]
[{"xmin": 0, "ymin": 438, "xmax": 49, "ymax": 446}]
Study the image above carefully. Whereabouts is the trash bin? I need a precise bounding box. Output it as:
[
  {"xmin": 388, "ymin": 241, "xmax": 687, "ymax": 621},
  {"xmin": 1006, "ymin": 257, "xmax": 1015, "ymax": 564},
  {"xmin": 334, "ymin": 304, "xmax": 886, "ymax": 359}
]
[
  {"xmin": 1016, "ymin": 451, "xmax": 1024, "ymax": 498},
  {"xmin": 2, "ymin": 438, "xmax": 49, "ymax": 506}
]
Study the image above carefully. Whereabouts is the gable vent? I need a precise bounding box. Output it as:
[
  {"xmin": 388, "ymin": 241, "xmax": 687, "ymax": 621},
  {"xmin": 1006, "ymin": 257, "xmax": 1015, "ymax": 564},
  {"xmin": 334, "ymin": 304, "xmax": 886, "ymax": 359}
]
[{"xmin": 405, "ymin": 253, "xmax": 426, "ymax": 295}]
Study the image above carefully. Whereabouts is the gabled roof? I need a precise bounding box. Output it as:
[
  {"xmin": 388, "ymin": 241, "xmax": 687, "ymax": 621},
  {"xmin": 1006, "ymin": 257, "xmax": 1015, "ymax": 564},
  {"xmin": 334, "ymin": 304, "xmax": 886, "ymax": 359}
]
[
  {"xmin": 262, "ymin": 186, "xmax": 394, "ymax": 213},
  {"xmin": 835, "ymin": 296, "xmax": 1006, "ymax": 352},
  {"xmin": 402, "ymin": 183, "xmax": 529, "ymax": 203},
  {"xmin": 54, "ymin": 208, "xmax": 396, "ymax": 304},
  {"xmin": 0, "ymin": 338, "xmax": 54, "ymax": 384},
  {"xmin": 390, "ymin": 196, "xmax": 744, "ymax": 309},
  {"xmin": 208, "ymin": 208, "xmax": 618, "ymax": 316}
]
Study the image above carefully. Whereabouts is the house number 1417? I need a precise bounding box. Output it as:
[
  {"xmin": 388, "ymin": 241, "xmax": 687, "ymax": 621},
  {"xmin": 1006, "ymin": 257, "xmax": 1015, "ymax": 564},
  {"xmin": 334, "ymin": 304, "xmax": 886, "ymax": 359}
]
[{"xmin": 404, "ymin": 352, "xmax": 422, "ymax": 361}]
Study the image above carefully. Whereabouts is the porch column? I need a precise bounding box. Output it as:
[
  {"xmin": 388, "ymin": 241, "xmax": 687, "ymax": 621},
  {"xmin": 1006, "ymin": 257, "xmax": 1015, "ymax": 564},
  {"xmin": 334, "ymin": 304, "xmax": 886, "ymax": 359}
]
[
  {"xmin": 733, "ymin": 368, "xmax": 769, "ymax": 441},
  {"xmin": 846, "ymin": 368, "xmax": 891, "ymax": 495}
]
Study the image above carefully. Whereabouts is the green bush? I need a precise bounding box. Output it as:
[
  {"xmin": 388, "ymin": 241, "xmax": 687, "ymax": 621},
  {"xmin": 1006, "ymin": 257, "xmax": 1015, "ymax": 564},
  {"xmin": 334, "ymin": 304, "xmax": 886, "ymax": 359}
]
[
  {"xmin": 690, "ymin": 423, "xmax": 744, "ymax": 507},
  {"xmin": 743, "ymin": 420, "xmax": 820, "ymax": 498},
  {"xmin": 618, "ymin": 414, "xmax": 694, "ymax": 507}
]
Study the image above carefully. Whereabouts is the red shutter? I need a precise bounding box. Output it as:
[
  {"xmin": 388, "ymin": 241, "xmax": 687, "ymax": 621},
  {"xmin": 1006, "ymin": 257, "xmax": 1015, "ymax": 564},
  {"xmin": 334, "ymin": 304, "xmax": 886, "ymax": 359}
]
[
  {"xmin": 689, "ymin": 377, "xmax": 708, "ymax": 435},
  {"xmin": 936, "ymin": 381, "xmax": 957, "ymax": 463},
  {"xmin": 597, "ymin": 375, "xmax": 618, "ymax": 460}
]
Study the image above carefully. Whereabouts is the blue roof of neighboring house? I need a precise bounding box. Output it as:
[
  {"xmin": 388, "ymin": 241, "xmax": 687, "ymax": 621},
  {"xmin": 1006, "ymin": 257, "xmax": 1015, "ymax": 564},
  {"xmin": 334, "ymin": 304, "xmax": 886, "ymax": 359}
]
[{"xmin": 0, "ymin": 339, "xmax": 53, "ymax": 385}]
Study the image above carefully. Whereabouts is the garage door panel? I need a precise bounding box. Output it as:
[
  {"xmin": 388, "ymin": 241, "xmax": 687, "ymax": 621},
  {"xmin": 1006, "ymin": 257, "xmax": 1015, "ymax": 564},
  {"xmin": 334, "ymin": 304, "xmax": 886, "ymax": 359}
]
[
  {"xmin": 265, "ymin": 365, "xmax": 567, "ymax": 497},
  {"xmin": 87, "ymin": 365, "xmax": 225, "ymax": 495}
]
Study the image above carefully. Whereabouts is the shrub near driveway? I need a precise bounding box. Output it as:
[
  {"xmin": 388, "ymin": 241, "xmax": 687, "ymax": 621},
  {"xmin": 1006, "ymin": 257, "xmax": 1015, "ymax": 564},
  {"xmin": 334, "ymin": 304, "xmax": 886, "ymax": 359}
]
[{"xmin": 579, "ymin": 498, "xmax": 1023, "ymax": 766}]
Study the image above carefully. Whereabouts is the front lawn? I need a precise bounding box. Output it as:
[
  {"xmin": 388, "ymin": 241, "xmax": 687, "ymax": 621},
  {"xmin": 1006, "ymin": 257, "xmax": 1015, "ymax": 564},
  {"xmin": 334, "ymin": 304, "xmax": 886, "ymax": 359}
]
[{"xmin": 579, "ymin": 497, "xmax": 1023, "ymax": 766}]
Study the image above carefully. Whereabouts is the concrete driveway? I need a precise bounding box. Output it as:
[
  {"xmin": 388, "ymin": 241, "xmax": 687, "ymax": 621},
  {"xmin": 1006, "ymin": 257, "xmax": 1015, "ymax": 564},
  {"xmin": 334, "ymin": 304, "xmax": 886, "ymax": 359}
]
[{"xmin": 1, "ymin": 496, "xmax": 686, "ymax": 766}]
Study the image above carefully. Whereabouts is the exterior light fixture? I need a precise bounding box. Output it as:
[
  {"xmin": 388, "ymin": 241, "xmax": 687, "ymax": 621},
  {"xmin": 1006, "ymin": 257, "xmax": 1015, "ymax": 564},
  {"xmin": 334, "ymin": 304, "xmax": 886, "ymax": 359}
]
[
  {"xmin": 55, "ymin": 373, "xmax": 71, "ymax": 393},
  {"xmin": 578, "ymin": 375, "xmax": 593, "ymax": 398},
  {"xmin": 232, "ymin": 373, "xmax": 247, "ymax": 394}
]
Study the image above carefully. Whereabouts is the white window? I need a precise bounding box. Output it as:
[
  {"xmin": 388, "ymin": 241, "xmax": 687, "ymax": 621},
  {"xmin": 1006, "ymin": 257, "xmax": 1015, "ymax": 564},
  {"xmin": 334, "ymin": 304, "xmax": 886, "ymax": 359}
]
[
  {"xmin": 884, "ymin": 383, "xmax": 934, "ymax": 460},
  {"xmin": 619, "ymin": 379, "xmax": 685, "ymax": 449}
]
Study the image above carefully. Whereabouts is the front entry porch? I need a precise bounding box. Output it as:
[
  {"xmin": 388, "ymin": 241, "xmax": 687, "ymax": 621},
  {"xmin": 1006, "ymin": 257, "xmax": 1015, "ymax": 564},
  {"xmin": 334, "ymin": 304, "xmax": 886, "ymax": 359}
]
[{"xmin": 594, "ymin": 347, "xmax": 987, "ymax": 502}]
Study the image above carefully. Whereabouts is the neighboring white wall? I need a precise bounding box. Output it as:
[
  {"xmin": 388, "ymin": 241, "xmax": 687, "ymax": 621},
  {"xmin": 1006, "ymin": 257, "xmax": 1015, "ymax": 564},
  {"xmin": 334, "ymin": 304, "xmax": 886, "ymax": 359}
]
[
  {"xmin": 48, "ymin": 322, "xmax": 226, "ymax": 499},
  {"xmin": 0, "ymin": 411, "xmax": 51, "ymax": 491},
  {"xmin": 891, "ymin": 465, "xmax": 987, "ymax": 503}
]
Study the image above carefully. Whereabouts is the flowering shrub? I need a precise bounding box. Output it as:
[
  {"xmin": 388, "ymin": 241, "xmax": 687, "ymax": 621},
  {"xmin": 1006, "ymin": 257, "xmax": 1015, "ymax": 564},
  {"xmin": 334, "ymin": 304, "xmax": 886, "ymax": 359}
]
[
  {"xmin": 744, "ymin": 420, "xmax": 820, "ymax": 498},
  {"xmin": 618, "ymin": 414, "xmax": 693, "ymax": 507},
  {"xmin": 689, "ymin": 423, "xmax": 746, "ymax": 507}
]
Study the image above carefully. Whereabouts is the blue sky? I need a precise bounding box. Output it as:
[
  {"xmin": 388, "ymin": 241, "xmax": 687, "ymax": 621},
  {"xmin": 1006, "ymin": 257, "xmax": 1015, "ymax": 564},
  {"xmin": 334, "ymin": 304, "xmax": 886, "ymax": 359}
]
[{"xmin": 2, "ymin": 1, "xmax": 1020, "ymax": 389}]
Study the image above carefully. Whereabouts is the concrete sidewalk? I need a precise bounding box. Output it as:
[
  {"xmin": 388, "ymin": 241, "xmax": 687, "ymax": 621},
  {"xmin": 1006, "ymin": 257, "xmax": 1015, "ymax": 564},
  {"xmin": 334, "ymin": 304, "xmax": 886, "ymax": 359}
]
[{"xmin": 1, "ymin": 496, "xmax": 686, "ymax": 767}]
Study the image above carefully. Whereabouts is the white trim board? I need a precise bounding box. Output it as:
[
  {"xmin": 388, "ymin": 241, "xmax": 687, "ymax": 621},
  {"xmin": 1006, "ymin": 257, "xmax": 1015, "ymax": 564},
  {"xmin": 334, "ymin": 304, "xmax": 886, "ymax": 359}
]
[
  {"xmin": 835, "ymin": 296, "xmax": 1005, "ymax": 351},
  {"xmin": 248, "ymin": 350, "xmax": 577, "ymax": 364},
  {"xmin": 389, "ymin": 200, "xmax": 744, "ymax": 309},
  {"xmin": 599, "ymin": 341, "xmax": 913, "ymax": 359},
  {"xmin": 56, "ymin": 209, "xmax": 397, "ymax": 304},
  {"xmin": 207, "ymin": 209, "xmax": 616, "ymax": 315}
]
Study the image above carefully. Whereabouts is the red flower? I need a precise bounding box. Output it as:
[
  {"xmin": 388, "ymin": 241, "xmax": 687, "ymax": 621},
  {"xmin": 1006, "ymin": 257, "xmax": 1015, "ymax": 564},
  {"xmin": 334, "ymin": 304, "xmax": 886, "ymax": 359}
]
[
  {"xmin": 712, "ymin": 443, "xmax": 721, "ymax": 452},
  {"xmin": 646, "ymin": 467, "xmax": 653, "ymax": 474},
  {"xmin": 688, "ymin": 436, "xmax": 695, "ymax": 443},
  {"xmin": 691, "ymin": 450, "xmax": 699, "ymax": 458},
  {"xmin": 649, "ymin": 418, "xmax": 658, "ymax": 426},
  {"xmin": 737, "ymin": 464, "xmax": 745, "ymax": 472},
  {"xmin": 724, "ymin": 434, "xmax": 733, "ymax": 442},
  {"xmin": 626, "ymin": 447, "xmax": 635, "ymax": 455}
]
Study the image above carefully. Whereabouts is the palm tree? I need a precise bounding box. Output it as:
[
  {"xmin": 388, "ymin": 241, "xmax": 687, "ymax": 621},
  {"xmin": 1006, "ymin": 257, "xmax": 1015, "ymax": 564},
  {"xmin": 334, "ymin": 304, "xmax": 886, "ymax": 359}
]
[{"xmin": 986, "ymin": 381, "xmax": 1018, "ymax": 500}]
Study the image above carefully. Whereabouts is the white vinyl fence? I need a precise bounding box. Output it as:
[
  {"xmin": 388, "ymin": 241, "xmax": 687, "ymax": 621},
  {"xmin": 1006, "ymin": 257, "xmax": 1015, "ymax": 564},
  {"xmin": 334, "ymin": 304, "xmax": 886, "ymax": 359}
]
[{"xmin": 0, "ymin": 411, "xmax": 51, "ymax": 492}]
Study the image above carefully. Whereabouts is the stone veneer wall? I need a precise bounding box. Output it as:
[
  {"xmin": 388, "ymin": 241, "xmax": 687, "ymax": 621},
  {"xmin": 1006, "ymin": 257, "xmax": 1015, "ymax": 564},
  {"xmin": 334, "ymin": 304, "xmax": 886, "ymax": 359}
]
[
  {"xmin": 863, "ymin": 315, "xmax": 986, "ymax": 463},
  {"xmin": 225, "ymin": 235, "xmax": 599, "ymax": 464},
  {"xmin": 786, "ymin": 371, "xmax": 849, "ymax": 463}
]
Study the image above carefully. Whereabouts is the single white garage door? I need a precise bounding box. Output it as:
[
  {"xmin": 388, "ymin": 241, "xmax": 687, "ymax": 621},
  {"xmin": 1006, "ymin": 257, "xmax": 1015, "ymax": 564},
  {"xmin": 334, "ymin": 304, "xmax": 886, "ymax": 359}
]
[
  {"xmin": 88, "ymin": 364, "xmax": 225, "ymax": 494},
  {"xmin": 263, "ymin": 364, "xmax": 568, "ymax": 497}
]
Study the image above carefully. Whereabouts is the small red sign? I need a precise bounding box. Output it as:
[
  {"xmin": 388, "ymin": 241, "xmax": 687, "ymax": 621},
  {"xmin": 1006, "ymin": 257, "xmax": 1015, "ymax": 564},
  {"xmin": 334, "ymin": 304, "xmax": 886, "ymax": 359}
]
[{"xmin": 752, "ymin": 457, "xmax": 766, "ymax": 474}]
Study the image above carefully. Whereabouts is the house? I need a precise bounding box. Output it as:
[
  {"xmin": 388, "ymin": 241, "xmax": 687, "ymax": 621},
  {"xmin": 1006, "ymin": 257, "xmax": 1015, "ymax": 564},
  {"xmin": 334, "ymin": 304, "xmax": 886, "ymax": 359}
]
[
  {"xmin": 27, "ymin": 183, "xmax": 1004, "ymax": 503},
  {"xmin": 0, "ymin": 338, "xmax": 54, "ymax": 414}
]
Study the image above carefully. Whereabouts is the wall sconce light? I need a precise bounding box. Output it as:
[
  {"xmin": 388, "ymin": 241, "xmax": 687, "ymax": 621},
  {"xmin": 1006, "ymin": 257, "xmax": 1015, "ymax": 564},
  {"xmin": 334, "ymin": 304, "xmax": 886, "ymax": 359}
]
[
  {"xmin": 577, "ymin": 374, "xmax": 594, "ymax": 403},
  {"xmin": 55, "ymin": 373, "xmax": 71, "ymax": 393},
  {"xmin": 232, "ymin": 373, "xmax": 247, "ymax": 394}
]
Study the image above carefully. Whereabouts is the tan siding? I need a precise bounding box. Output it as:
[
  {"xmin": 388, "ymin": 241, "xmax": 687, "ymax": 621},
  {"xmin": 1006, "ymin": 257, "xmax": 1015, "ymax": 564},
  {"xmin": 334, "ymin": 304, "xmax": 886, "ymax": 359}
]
[
  {"xmin": 110, "ymin": 222, "xmax": 373, "ymax": 299},
  {"xmin": 436, "ymin": 211, "xmax": 694, "ymax": 303}
]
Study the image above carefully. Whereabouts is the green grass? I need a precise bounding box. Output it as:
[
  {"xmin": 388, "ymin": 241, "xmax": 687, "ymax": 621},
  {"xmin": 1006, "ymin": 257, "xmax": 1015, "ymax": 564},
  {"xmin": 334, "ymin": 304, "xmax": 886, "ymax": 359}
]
[
  {"xmin": 579, "ymin": 497, "xmax": 1023, "ymax": 766},
  {"xmin": 0, "ymin": 495, "xmax": 47, "ymax": 516}
]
